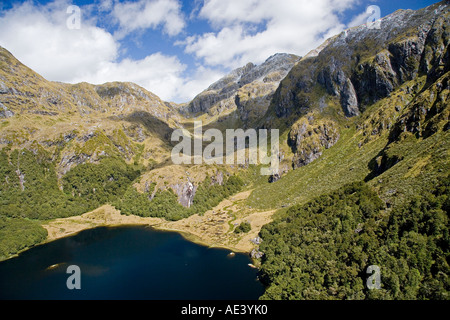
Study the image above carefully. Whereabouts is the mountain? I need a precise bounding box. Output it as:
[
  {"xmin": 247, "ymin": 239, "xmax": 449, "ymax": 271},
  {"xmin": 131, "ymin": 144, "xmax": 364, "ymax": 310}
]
[
  {"xmin": 185, "ymin": 53, "xmax": 300, "ymax": 126},
  {"xmin": 257, "ymin": 1, "xmax": 449, "ymax": 196},
  {"xmin": 0, "ymin": 1, "xmax": 449, "ymax": 300},
  {"xmin": 249, "ymin": 1, "xmax": 450, "ymax": 299},
  {"xmin": 0, "ymin": 47, "xmax": 180, "ymax": 121},
  {"xmin": 0, "ymin": 45, "xmax": 184, "ymax": 174},
  {"xmin": 269, "ymin": 2, "xmax": 448, "ymax": 121},
  {"xmin": 0, "ymin": 43, "xmax": 250, "ymax": 259}
]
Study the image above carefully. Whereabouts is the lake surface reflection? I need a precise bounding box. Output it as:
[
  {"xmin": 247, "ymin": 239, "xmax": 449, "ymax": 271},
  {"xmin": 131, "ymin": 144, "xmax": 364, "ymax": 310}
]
[{"xmin": 0, "ymin": 226, "xmax": 264, "ymax": 300}]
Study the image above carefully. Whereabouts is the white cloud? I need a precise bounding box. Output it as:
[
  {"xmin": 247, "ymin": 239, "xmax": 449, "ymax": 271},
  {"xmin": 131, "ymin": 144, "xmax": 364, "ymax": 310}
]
[
  {"xmin": 183, "ymin": 0, "xmax": 358, "ymax": 68},
  {"xmin": 99, "ymin": 0, "xmax": 114, "ymax": 12},
  {"xmin": 71, "ymin": 52, "xmax": 223, "ymax": 103},
  {"xmin": 0, "ymin": 0, "xmax": 118, "ymax": 82},
  {"xmin": 174, "ymin": 66, "xmax": 225, "ymax": 102},
  {"xmin": 348, "ymin": 13, "xmax": 369, "ymax": 29},
  {"xmin": 0, "ymin": 0, "xmax": 195, "ymax": 102},
  {"xmin": 347, "ymin": 4, "xmax": 382, "ymax": 29},
  {"xmin": 72, "ymin": 53, "xmax": 186, "ymax": 101},
  {"xmin": 0, "ymin": 0, "xmax": 366, "ymax": 103},
  {"xmin": 112, "ymin": 0, "xmax": 185, "ymax": 38}
]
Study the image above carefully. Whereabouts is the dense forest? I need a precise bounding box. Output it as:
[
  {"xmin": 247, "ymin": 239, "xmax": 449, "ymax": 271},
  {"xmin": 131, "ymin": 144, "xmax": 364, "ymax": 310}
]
[
  {"xmin": 258, "ymin": 178, "xmax": 449, "ymax": 300},
  {"xmin": 0, "ymin": 147, "xmax": 238, "ymax": 258},
  {"xmin": 0, "ymin": 147, "xmax": 244, "ymax": 259},
  {"xmin": 0, "ymin": 148, "xmax": 142, "ymax": 218},
  {"xmin": 0, "ymin": 148, "xmax": 142, "ymax": 259},
  {"xmin": 0, "ymin": 217, "xmax": 47, "ymax": 259},
  {"xmin": 114, "ymin": 174, "xmax": 244, "ymax": 221}
]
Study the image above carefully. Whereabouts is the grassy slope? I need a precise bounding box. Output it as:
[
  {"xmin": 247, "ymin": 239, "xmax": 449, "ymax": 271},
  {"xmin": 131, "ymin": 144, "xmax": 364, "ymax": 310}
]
[
  {"xmin": 247, "ymin": 118, "xmax": 449, "ymax": 211},
  {"xmin": 246, "ymin": 126, "xmax": 386, "ymax": 209},
  {"xmin": 247, "ymin": 124, "xmax": 448, "ymax": 209}
]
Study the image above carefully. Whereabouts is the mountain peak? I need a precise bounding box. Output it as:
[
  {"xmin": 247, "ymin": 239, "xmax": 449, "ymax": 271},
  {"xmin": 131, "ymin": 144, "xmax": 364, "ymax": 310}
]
[
  {"xmin": 186, "ymin": 52, "xmax": 300, "ymax": 118},
  {"xmin": 0, "ymin": 47, "xmax": 180, "ymax": 124},
  {"xmin": 269, "ymin": 0, "xmax": 449, "ymax": 123}
]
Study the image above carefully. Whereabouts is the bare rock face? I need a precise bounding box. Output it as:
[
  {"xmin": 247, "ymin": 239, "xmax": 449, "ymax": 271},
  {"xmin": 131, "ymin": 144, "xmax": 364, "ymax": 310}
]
[
  {"xmin": 268, "ymin": 173, "xmax": 281, "ymax": 183},
  {"xmin": 177, "ymin": 181, "xmax": 195, "ymax": 208},
  {"xmin": 188, "ymin": 63, "xmax": 256, "ymax": 115},
  {"xmin": 270, "ymin": 2, "xmax": 449, "ymax": 120},
  {"xmin": 0, "ymin": 81, "xmax": 9, "ymax": 94},
  {"xmin": 211, "ymin": 171, "xmax": 224, "ymax": 185},
  {"xmin": 389, "ymin": 72, "xmax": 450, "ymax": 142},
  {"xmin": 187, "ymin": 53, "xmax": 300, "ymax": 123},
  {"xmin": 288, "ymin": 118, "xmax": 340, "ymax": 169},
  {"xmin": 341, "ymin": 78, "xmax": 360, "ymax": 117},
  {"xmin": 317, "ymin": 65, "xmax": 360, "ymax": 116},
  {"xmin": 170, "ymin": 170, "xmax": 225, "ymax": 208},
  {"xmin": 58, "ymin": 153, "xmax": 91, "ymax": 178},
  {"xmin": 250, "ymin": 248, "xmax": 264, "ymax": 259},
  {"xmin": 235, "ymin": 81, "xmax": 278, "ymax": 125},
  {"xmin": 0, "ymin": 102, "xmax": 14, "ymax": 118},
  {"xmin": 419, "ymin": 12, "xmax": 450, "ymax": 82}
]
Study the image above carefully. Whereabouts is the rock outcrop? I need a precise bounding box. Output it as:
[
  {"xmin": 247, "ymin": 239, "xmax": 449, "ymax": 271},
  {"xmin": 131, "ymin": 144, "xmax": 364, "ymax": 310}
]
[
  {"xmin": 188, "ymin": 63, "xmax": 256, "ymax": 115},
  {"xmin": 250, "ymin": 248, "xmax": 264, "ymax": 259},
  {"xmin": 0, "ymin": 102, "xmax": 14, "ymax": 118},
  {"xmin": 172, "ymin": 181, "xmax": 196, "ymax": 208},
  {"xmin": 0, "ymin": 46, "xmax": 180, "ymax": 125},
  {"xmin": 288, "ymin": 117, "xmax": 340, "ymax": 169},
  {"xmin": 269, "ymin": 2, "xmax": 449, "ymax": 121},
  {"xmin": 187, "ymin": 53, "xmax": 300, "ymax": 124}
]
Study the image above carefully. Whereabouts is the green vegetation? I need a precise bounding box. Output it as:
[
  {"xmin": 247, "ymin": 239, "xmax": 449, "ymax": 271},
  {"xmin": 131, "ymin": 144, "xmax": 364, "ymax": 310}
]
[
  {"xmin": 0, "ymin": 148, "xmax": 84, "ymax": 220},
  {"xmin": 115, "ymin": 174, "xmax": 244, "ymax": 221},
  {"xmin": 0, "ymin": 5, "xmax": 448, "ymax": 303},
  {"xmin": 234, "ymin": 221, "xmax": 251, "ymax": 234},
  {"xmin": 192, "ymin": 175, "xmax": 244, "ymax": 214},
  {"xmin": 115, "ymin": 186, "xmax": 190, "ymax": 221},
  {"xmin": 0, "ymin": 149, "xmax": 141, "ymax": 259},
  {"xmin": 247, "ymin": 127, "xmax": 386, "ymax": 209},
  {"xmin": 0, "ymin": 149, "xmax": 140, "ymax": 220},
  {"xmin": 62, "ymin": 156, "xmax": 141, "ymax": 211},
  {"xmin": 0, "ymin": 217, "xmax": 47, "ymax": 260},
  {"xmin": 259, "ymin": 179, "xmax": 449, "ymax": 300},
  {"xmin": 0, "ymin": 144, "xmax": 244, "ymax": 258}
]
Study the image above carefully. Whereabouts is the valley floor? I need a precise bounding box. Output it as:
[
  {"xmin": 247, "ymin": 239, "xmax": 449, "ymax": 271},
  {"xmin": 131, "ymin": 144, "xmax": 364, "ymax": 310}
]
[
  {"xmin": 42, "ymin": 205, "xmax": 164, "ymax": 242},
  {"xmin": 41, "ymin": 189, "xmax": 276, "ymax": 254}
]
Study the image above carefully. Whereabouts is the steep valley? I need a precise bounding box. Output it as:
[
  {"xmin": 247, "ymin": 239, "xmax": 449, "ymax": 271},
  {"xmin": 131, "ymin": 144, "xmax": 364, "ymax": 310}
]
[{"xmin": 0, "ymin": 1, "xmax": 449, "ymax": 300}]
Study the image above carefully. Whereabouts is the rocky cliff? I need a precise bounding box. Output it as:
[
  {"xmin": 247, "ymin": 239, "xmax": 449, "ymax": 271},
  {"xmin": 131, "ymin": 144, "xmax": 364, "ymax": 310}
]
[
  {"xmin": 0, "ymin": 45, "xmax": 184, "ymax": 178},
  {"xmin": 186, "ymin": 53, "xmax": 300, "ymax": 125},
  {"xmin": 288, "ymin": 116, "xmax": 340, "ymax": 169},
  {"xmin": 270, "ymin": 2, "xmax": 449, "ymax": 122},
  {"xmin": 265, "ymin": 1, "xmax": 449, "ymax": 170}
]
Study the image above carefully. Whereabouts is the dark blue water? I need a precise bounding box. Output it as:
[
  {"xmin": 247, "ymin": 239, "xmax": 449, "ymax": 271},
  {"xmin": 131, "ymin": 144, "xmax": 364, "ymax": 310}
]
[{"xmin": 0, "ymin": 226, "xmax": 264, "ymax": 300}]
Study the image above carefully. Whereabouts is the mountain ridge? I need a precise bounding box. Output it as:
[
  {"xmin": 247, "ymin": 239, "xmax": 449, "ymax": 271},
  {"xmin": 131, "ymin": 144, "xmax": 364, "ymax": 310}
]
[
  {"xmin": 184, "ymin": 53, "xmax": 300, "ymax": 127},
  {"xmin": 0, "ymin": 1, "xmax": 448, "ymax": 301},
  {"xmin": 0, "ymin": 46, "xmax": 181, "ymax": 124}
]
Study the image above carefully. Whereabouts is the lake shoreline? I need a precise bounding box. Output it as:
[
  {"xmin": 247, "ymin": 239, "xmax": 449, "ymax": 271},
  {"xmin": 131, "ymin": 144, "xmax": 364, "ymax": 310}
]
[
  {"xmin": 39, "ymin": 190, "xmax": 276, "ymax": 260},
  {"xmin": 39, "ymin": 204, "xmax": 262, "ymax": 256},
  {"xmin": 0, "ymin": 223, "xmax": 265, "ymax": 300},
  {"xmin": 2, "ymin": 191, "xmax": 275, "ymax": 263}
]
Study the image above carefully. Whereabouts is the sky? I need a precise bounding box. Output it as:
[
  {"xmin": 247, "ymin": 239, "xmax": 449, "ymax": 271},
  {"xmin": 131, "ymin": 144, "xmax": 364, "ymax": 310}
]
[{"xmin": 0, "ymin": 0, "xmax": 440, "ymax": 103}]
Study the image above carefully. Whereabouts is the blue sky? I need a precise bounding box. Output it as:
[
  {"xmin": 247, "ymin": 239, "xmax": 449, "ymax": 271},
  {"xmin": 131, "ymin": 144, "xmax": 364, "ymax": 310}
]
[{"xmin": 0, "ymin": 0, "xmax": 440, "ymax": 102}]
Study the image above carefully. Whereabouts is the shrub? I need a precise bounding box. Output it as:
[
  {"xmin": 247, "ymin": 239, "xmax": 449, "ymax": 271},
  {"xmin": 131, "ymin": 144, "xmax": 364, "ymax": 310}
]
[{"xmin": 234, "ymin": 221, "xmax": 251, "ymax": 233}]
